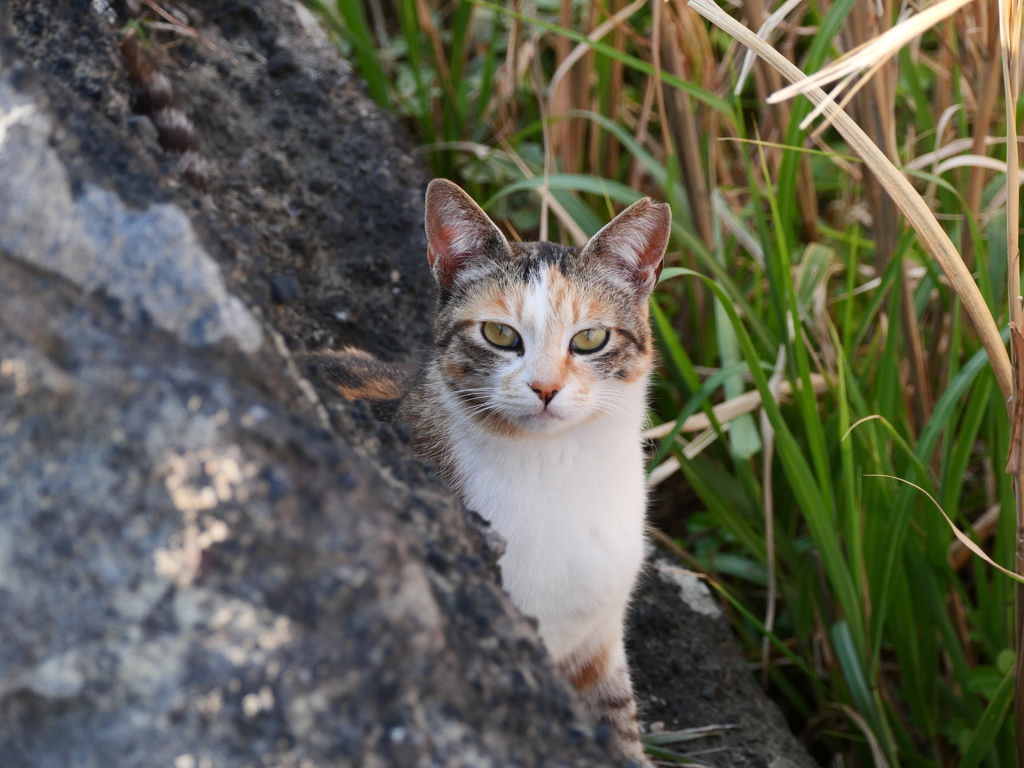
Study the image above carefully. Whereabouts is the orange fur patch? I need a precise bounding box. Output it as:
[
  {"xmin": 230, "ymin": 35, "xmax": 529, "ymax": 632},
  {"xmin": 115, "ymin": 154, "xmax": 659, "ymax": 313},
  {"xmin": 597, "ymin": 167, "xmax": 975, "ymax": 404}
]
[
  {"xmin": 310, "ymin": 348, "xmax": 415, "ymax": 401},
  {"xmin": 481, "ymin": 414, "xmax": 526, "ymax": 438},
  {"xmin": 462, "ymin": 284, "xmax": 522, "ymax": 322},
  {"xmin": 335, "ymin": 380, "xmax": 406, "ymax": 400},
  {"xmin": 564, "ymin": 643, "xmax": 612, "ymax": 692}
]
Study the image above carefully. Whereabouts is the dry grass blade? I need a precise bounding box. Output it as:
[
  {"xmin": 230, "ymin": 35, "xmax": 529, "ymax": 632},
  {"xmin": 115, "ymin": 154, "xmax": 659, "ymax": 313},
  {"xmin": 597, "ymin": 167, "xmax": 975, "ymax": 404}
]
[
  {"xmin": 962, "ymin": 8, "xmax": 1002, "ymax": 268},
  {"xmin": 649, "ymin": 528, "xmax": 705, "ymax": 572},
  {"xmin": 642, "ymin": 723, "xmax": 740, "ymax": 745},
  {"xmin": 734, "ymin": 0, "xmax": 804, "ymax": 95},
  {"xmin": 496, "ymin": 137, "xmax": 589, "ymax": 245},
  {"xmin": 767, "ymin": 0, "xmax": 974, "ymax": 107},
  {"xmin": 866, "ymin": 474, "xmax": 1024, "ymax": 585},
  {"xmin": 830, "ymin": 704, "xmax": 892, "ymax": 768},
  {"xmin": 661, "ymin": 8, "xmax": 714, "ymax": 247},
  {"xmin": 646, "ymin": 425, "xmax": 725, "ymax": 488},
  {"xmin": 1000, "ymin": 0, "xmax": 1024, "ymax": 76},
  {"xmin": 904, "ymin": 137, "xmax": 1018, "ymax": 171},
  {"xmin": 646, "ymin": 455, "xmax": 682, "ymax": 489},
  {"xmin": 948, "ymin": 503, "xmax": 1002, "ymax": 570},
  {"xmin": 651, "ymin": 0, "xmax": 675, "ymax": 166},
  {"xmin": 1001, "ymin": 0, "xmax": 1022, "ymax": 331},
  {"xmin": 530, "ymin": 53, "xmax": 552, "ymax": 242},
  {"xmin": 644, "ymin": 373, "xmax": 828, "ymax": 440},
  {"xmin": 687, "ymin": 0, "xmax": 1012, "ymax": 404},
  {"xmin": 759, "ymin": 345, "xmax": 786, "ymax": 688},
  {"xmin": 925, "ymin": 155, "xmax": 1012, "ymax": 174}
]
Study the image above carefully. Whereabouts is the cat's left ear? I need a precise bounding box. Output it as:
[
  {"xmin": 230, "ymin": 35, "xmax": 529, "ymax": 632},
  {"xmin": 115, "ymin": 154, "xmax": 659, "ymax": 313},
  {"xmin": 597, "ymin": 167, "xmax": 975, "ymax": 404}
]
[{"xmin": 581, "ymin": 198, "xmax": 671, "ymax": 298}]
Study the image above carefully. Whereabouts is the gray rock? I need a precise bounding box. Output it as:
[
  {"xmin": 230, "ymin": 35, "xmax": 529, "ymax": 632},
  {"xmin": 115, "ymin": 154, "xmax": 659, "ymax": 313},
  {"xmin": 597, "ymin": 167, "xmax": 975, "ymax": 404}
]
[
  {"xmin": 627, "ymin": 560, "xmax": 819, "ymax": 768},
  {"xmin": 0, "ymin": 2, "xmax": 613, "ymax": 766},
  {"xmin": 0, "ymin": 94, "xmax": 263, "ymax": 352},
  {"xmin": 0, "ymin": 0, "xmax": 817, "ymax": 767}
]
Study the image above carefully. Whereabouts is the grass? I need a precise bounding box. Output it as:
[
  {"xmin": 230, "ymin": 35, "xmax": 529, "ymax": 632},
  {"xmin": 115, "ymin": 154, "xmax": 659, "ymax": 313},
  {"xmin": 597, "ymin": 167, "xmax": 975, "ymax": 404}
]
[{"xmin": 314, "ymin": 0, "xmax": 1024, "ymax": 764}]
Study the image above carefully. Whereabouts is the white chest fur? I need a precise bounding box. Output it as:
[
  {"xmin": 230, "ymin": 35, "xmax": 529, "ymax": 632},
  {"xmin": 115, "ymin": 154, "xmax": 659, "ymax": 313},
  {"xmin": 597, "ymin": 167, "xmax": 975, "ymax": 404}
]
[{"xmin": 443, "ymin": 381, "xmax": 649, "ymax": 662}]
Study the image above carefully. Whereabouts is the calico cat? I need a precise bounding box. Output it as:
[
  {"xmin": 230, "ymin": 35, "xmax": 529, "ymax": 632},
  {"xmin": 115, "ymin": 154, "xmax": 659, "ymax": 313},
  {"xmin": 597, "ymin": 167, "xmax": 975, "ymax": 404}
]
[{"xmin": 319, "ymin": 180, "xmax": 670, "ymax": 766}]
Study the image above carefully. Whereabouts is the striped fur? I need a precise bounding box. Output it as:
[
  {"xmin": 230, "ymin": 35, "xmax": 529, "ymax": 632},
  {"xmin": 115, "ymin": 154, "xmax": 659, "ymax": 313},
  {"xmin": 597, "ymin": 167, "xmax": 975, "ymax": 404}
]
[
  {"xmin": 561, "ymin": 640, "xmax": 650, "ymax": 765},
  {"xmin": 121, "ymin": 34, "xmax": 210, "ymax": 193}
]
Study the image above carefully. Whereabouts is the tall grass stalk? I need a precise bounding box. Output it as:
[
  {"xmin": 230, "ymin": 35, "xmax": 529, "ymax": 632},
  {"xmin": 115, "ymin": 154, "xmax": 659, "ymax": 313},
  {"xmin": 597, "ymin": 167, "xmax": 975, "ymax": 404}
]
[{"xmin": 997, "ymin": 0, "xmax": 1024, "ymax": 761}]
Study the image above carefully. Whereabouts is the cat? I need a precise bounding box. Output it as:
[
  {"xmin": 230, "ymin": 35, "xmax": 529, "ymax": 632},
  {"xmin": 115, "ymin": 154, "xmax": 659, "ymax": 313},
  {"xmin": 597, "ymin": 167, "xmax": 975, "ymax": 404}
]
[{"xmin": 316, "ymin": 180, "xmax": 670, "ymax": 766}]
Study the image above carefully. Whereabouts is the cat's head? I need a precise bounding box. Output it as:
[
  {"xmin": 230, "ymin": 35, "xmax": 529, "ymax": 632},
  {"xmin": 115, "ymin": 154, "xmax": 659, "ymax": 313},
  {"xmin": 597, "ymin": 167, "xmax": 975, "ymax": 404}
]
[{"xmin": 424, "ymin": 179, "xmax": 670, "ymax": 435}]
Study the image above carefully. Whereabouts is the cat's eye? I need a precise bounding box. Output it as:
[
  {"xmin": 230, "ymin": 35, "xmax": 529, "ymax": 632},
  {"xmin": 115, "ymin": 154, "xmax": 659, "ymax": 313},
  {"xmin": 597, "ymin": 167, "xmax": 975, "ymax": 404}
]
[
  {"xmin": 571, "ymin": 328, "xmax": 609, "ymax": 353},
  {"xmin": 482, "ymin": 321, "xmax": 521, "ymax": 349}
]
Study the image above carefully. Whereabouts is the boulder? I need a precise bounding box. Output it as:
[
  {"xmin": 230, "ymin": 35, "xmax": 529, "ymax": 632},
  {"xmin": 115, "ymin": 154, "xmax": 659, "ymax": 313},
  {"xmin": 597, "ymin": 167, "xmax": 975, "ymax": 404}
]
[{"xmin": 0, "ymin": 1, "xmax": 817, "ymax": 766}]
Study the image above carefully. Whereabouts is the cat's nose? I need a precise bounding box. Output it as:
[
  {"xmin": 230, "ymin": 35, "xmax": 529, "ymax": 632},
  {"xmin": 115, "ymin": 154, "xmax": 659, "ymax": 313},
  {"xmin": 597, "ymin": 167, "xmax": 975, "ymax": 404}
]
[{"xmin": 530, "ymin": 383, "xmax": 560, "ymax": 406}]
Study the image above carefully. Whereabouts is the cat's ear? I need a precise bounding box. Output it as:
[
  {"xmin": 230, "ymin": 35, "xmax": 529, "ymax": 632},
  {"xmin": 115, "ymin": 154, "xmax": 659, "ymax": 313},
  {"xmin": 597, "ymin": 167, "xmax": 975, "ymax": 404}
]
[
  {"xmin": 425, "ymin": 179, "xmax": 509, "ymax": 289},
  {"xmin": 582, "ymin": 199, "xmax": 671, "ymax": 298}
]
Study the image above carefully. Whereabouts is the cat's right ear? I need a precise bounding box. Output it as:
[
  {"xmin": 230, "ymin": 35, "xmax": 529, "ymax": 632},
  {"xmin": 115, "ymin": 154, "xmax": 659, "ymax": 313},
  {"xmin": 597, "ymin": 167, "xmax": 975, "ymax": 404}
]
[{"xmin": 425, "ymin": 179, "xmax": 509, "ymax": 289}]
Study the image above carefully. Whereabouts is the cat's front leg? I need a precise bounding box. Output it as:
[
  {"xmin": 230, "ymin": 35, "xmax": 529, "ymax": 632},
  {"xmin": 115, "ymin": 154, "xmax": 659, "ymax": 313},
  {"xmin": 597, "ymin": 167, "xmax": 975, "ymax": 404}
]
[{"xmin": 559, "ymin": 632, "xmax": 652, "ymax": 768}]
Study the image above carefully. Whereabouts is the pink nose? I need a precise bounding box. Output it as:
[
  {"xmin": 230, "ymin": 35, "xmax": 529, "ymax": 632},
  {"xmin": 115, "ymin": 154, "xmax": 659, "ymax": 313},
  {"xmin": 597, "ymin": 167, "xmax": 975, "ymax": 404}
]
[{"xmin": 530, "ymin": 383, "xmax": 561, "ymax": 406}]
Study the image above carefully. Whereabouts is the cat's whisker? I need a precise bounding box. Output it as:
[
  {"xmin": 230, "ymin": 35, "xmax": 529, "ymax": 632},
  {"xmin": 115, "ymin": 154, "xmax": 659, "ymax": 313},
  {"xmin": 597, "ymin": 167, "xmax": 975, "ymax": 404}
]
[{"xmin": 588, "ymin": 391, "xmax": 634, "ymax": 416}]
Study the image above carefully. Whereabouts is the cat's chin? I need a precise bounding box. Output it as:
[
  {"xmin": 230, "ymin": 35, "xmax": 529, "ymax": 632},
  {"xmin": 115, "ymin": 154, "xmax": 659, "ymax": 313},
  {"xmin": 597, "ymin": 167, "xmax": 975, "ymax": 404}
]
[
  {"xmin": 513, "ymin": 407, "xmax": 594, "ymax": 435},
  {"xmin": 519, "ymin": 411, "xmax": 569, "ymax": 433}
]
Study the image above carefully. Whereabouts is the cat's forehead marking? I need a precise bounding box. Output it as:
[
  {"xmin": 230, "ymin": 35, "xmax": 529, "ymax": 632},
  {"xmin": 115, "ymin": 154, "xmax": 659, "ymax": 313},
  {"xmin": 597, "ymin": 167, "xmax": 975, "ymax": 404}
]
[
  {"xmin": 516, "ymin": 265, "xmax": 593, "ymax": 341},
  {"xmin": 484, "ymin": 264, "xmax": 596, "ymax": 331},
  {"xmin": 521, "ymin": 263, "xmax": 552, "ymax": 330},
  {"xmin": 545, "ymin": 267, "xmax": 587, "ymax": 325}
]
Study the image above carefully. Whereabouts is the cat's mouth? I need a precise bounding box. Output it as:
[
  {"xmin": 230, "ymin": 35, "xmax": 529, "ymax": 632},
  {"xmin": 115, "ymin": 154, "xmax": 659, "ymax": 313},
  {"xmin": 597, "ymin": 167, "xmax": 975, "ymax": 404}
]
[
  {"xmin": 516, "ymin": 405, "xmax": 574, "ymax": 432},
  {"xmin": 462, "ymin": 393, "xmax": 583, "ymax": 434}
]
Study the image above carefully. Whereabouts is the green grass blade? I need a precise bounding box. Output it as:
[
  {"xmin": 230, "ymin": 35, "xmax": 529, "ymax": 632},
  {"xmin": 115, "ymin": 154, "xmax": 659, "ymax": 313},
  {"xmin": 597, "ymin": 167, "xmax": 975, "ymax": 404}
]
[
  {"xmin": 957, "ymin": 667, "xmax": 1014, "ymax": 768},
  {"xmin": 678, "ymin": 454, "xmax": 766, "ymax": 561},
  {"xmin": 316, "ymin": 0, "xmax": 391, "ymax": 108},
  {"xmin": 672, "ymin": 268, "xmax": 867, "ymax": 665},
  {"xmin": 713, "ymin": 187, "xmax": 761, "ymax": 459},
  {"xmin": 868, "ymin": 330, "xmax": 1010, "ymax": 678},
  {"xmin": 775, "ymin": 0, "xmax": 857, "ymax": 240},
  {"xmin": 832, "ymin": 619, "xmax": 890, "ymax": 757},
  {"xmin": 647, "ymin": 360, "xmax": 752, "ymax": 471}
]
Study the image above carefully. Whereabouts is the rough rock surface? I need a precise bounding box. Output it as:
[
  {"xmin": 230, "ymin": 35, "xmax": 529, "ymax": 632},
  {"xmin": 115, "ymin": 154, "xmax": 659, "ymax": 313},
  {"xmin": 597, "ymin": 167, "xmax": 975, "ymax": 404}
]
[
  {"xmin": 628, "ymin": 562, "xmax": 817, "ymax": 768},
  {"xmin": 0, "ymin": 2, "xmax": 611, "ymax": 766},
  {"xmin": 0, "ymin": 1, "xmax": 817, "ymax": 766}
]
